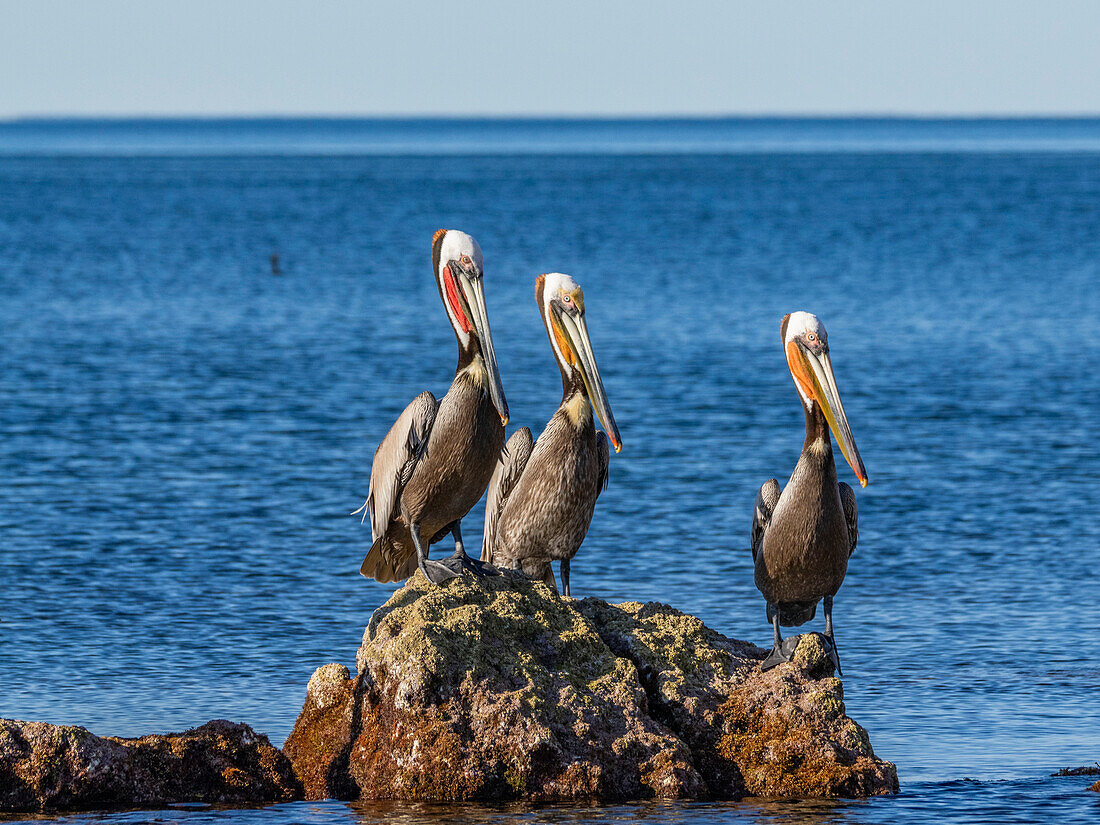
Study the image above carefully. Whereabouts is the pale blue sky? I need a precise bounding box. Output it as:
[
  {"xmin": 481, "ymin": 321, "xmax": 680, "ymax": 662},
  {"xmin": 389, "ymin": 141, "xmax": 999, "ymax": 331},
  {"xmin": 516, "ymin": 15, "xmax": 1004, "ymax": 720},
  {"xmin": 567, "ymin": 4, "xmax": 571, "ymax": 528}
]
[{"xmin": 2, "ymin": 0, "xmax": 1100, "ymax": 117}]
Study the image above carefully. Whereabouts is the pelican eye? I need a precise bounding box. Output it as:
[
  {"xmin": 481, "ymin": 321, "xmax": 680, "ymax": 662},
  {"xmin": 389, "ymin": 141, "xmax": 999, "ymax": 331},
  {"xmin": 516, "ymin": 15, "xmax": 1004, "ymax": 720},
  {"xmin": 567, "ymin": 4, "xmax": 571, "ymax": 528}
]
[
  {"xmin": 561, "ymin": 293, "xmax": 573, "ymax": 306},
  {"xmin": 807, "ymin": 332, "xmax": 816, "ymax": 342}
]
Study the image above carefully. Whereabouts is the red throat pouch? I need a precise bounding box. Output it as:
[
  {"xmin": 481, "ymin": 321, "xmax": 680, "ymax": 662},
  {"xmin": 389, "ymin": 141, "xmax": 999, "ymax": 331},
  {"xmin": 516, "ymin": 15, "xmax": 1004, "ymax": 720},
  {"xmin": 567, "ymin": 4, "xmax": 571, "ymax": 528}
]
[{"xmin": 443, "ymin": 266, "xmax": 473, "ymax": 333}]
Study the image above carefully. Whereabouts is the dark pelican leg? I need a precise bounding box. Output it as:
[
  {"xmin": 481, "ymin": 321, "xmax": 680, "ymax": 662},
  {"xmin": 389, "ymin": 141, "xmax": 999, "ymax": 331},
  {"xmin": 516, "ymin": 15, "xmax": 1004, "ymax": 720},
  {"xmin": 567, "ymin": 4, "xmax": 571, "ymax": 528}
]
[
  {"xmin": 823, "ymin": 595, "xmax": 843, "ymax": 676},
  {"xmin": 761, "ymin": 605, "xmax": 801, "ymax": 671},
  {"xmin": 406, "ymin": 508, "xmax": 502, "ymax": 585},
  {"xmin": 560, "ymin": 559, "xmax": 571, "ymax": 598},
  {"xmin": 408, "ymin": 519, "xmax": 461, "ymax": 585},
  {"xmin": 443, "ymin": 520, "xmax": 501, "ymax": 577}
]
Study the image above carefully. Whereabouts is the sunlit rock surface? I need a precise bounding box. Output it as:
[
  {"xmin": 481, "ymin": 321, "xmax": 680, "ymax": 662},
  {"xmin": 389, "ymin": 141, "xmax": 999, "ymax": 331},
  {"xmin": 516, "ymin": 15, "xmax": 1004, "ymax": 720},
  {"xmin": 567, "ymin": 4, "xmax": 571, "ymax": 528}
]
[
  {"xmin": 0, "ymin": 719, "xmax": 301, "ymax": 813},
  {"xmin": 285, "ymin": 573, "xmax": 897, "ymax": 802}
]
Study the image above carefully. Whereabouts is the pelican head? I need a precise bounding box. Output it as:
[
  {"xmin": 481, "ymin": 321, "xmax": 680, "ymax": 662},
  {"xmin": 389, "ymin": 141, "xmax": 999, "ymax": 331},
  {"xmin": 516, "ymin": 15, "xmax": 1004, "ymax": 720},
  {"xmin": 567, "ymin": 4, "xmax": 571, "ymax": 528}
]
[
  {"xmin": 536, "ymin": 273, "xmax": 621, "ymax": 452},
  {"xmin": 782, "ymin": 312, "xmax": 867, "ymax": 487},
  {"xmin": 432, "ymin": 229, "xmax": 508, "ymax": 424}
]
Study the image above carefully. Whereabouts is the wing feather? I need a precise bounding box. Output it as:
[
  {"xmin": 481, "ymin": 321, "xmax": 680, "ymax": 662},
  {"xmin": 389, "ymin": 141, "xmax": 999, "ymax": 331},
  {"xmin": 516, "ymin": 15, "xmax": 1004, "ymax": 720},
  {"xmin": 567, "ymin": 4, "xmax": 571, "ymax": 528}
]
[
  {"xmin": 595, "ymin": 431, "xmax": 610, "ymax": 496},
  {"xmin": 361, "ymin": 391, "xmax": 438, "ymax": 541},
  {"xmin": 750, "ymin": 479, "xmax": 780, "ymax": 562},
  {"xmin": 839, "ymin": 481, "xmax": 858, "ymax": 557},
  {"xmin": 481, "ymin": 427, "xmax": 534, "ymax": 563}
]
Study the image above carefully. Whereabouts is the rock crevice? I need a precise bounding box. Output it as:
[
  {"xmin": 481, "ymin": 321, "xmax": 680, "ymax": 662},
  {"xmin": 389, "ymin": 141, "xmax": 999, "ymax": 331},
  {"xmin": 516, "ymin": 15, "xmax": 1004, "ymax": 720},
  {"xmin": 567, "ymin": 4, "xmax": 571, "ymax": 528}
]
[{"xmin": 284, "ymin": 574, "xmax": 898, "ymax": 802}]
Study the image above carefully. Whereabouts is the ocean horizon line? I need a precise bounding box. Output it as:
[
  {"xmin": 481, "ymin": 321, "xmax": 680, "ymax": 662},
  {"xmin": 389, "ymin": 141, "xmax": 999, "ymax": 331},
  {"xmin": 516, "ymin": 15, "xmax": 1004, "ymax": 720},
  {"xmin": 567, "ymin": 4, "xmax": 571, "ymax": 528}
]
[
  {"xmin": 6, "ymin": 113, "xmax": 1100, "ymax": 125},
  {"xmin": 6, "ymin": 116, "xmax": 1100, "ymax": 156}
]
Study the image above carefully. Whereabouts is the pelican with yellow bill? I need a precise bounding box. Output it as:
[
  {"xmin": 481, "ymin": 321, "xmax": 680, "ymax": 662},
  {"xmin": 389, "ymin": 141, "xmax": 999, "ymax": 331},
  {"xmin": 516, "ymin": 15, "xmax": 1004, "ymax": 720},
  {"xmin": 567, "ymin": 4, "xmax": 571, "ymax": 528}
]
[
  {"xmin": 357, "ymin": 229, "xmax": 509, "ymax": 586},
  {"xmin": 482, "ymin": 273, "xmax": 621, "ymax": 596},
  {"xmin": 750, "ymin": 311, "xmax": 867, "ymax": 673}
]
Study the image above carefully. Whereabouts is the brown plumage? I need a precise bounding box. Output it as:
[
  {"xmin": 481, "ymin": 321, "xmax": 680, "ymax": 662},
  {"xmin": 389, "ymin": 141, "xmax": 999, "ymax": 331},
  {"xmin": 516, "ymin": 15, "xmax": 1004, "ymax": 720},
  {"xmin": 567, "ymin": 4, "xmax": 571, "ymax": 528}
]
[
  {"xmin": 481, "ymin": 273, "xmax": 618, "ymax": 596},
  {"xmin": 750, "ymin": 311, "xmax": 865, "ymax": 672},
  {"xmin": 358, "ymin": 230, "xmax": 508, "ymax": 585},
  {"xmin": 751, "ymin": 405, "xmax": 858, "ymax": 616}
]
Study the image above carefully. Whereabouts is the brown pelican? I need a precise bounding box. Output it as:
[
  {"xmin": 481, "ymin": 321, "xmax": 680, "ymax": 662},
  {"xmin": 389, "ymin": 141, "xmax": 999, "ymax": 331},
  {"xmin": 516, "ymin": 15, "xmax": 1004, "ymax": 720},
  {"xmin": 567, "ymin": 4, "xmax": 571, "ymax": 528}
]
[
  {"xmin": 751, "ymin": 312, "xmax": 867, "ymax": 673},
  {"xmin": 356, "ymin": 229, "xmax": 508, "ymax": 585},
  {"xmin": 481, "ymin": 273, "xmax": 621, "ymax": 596}
]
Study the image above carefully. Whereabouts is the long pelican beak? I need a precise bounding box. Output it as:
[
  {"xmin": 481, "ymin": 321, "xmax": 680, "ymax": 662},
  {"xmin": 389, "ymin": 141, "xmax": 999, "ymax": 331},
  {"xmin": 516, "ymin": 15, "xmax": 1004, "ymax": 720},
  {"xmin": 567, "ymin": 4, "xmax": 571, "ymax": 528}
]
[
  {"xmin": 803, "ymin": 348, "xmax": 867, "ymax": 487},
  {"xmin": 558, "ymin": 311, "xmax": 621, "ymax": 452},
  {"xmin": 458, "ymin": 271, "xmax": 509, "ymax": 424}
]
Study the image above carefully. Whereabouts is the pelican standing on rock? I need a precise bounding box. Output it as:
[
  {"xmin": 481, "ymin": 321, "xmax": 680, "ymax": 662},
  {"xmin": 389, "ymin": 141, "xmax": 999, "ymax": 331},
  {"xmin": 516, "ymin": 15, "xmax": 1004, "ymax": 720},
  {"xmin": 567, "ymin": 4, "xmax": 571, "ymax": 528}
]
[
  {"xmin": 481, "ymin": 273, "xmax": 621, "ymax": 596},
  {"xmin": 751, "ymin": 312, "xmax": 867, "ymax": 673},
  {"xmin": 357, "ymin": 229, "xmax": 509, "ymax": 585}
]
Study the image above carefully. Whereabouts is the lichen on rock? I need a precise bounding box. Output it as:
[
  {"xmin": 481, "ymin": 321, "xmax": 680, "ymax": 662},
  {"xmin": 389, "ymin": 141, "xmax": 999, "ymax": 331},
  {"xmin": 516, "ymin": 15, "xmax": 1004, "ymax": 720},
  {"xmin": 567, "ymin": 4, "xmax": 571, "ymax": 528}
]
[
  {"xmin": 284, "ymin": 573, "xmax": 898, "ymax": 802},
  {"xmin": 716, "ymin": 636, "xmax": 895, "ymax": 799}
]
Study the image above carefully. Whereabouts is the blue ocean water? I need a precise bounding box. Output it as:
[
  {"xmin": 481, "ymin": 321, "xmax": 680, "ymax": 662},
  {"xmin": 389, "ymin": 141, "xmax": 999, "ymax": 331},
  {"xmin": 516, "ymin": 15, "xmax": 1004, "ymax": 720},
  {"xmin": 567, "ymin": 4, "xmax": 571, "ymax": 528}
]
[{"xmin": 0, "ymin": 119, "xmax": 1098, "ymax": 823}]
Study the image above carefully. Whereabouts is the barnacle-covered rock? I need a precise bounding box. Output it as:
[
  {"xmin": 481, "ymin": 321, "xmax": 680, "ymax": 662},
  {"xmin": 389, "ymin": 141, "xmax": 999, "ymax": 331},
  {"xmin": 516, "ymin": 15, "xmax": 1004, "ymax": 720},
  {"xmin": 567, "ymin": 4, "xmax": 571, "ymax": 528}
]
[
  {"xmin": 285, "ymin": 573, "xmax": 897, "ymax": 801},
  {"xmin": 0, "ymin": 719, "xmax": 300, "ymax": 813}
]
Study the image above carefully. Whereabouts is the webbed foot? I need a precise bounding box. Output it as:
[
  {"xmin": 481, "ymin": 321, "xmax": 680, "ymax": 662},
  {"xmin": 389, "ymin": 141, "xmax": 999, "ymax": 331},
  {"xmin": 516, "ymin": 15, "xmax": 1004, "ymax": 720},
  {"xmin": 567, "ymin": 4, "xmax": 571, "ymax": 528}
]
[
  {"xmin": 446, "ymin": 546, "xmax": 503, "ymax": 577},
  {"xmin": 419, "ymin": 549, "xmax": 502, "ymax": 584},
  {"xmin": 418, "ymin": 557, "xmax": 464, "ymax": 584},
  {"xmin": 823, "ymin": 595, "xmax": 843, "ymax": 676},
  {"xmin": 824, "ymin": 633, "xmax": 843, "ymax": 676},
  {"xmin": 760, "ymin": 635, "xmax": 802, "ymax": 671}
]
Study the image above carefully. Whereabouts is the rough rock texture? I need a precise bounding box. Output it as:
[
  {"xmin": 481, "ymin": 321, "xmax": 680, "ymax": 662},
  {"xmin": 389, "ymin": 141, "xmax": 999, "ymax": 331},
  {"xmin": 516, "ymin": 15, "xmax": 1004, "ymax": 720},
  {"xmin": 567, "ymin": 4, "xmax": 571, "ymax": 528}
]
[
  {"xmin": 285, "ymin": 573, "xmax": 897, "ymax": 802},
  {"xmin": 0, "ymin": 719, "xmax": 301, "ymax": 814},
  {"xmin": 716, "ymin": 633, "xmax": 893, "ymax": 798},
  {"xmin": 1091, "ymin": 780, "xmax": 1100, "ymax": 793},
  {"xmin": 282, "ymin": 664, "xmax": 359, "ymax": 801}
]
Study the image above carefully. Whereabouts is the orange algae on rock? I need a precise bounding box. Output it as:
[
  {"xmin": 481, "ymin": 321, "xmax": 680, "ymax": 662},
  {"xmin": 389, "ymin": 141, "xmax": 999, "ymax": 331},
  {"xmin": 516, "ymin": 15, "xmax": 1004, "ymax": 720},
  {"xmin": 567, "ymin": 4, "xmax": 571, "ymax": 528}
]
[
  {"xmin": 716, "ymin": 640, "xmax": 898, "ymax": 799},
  {"xmin": 281, "ymin": 663, "xmax": 359, "ymax": 801}
]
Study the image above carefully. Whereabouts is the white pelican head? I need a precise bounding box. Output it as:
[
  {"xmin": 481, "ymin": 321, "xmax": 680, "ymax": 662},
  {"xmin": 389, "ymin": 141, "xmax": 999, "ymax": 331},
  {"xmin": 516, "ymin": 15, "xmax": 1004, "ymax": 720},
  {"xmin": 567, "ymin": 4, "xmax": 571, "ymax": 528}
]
[
  {"xmin": 781, "ymin": 311, "xmax": 866, "ymax": 487},
  {"xmin": 430, "ymin": 229, "xmax": 507, "ymax": 424},
  {"xmin": 536, "ymin": 272, "xmax": 621, "ymax": 453}
]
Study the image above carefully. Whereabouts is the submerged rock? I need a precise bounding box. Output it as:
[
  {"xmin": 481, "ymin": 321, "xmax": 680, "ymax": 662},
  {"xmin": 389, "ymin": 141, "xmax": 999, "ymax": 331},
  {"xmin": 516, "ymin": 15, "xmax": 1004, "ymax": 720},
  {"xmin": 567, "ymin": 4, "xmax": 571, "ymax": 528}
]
[
  {"xmin": 1053, "ymin": 763, "xmax": 1100, "ymax": 791},
  {"xmin": 1052, "ymin": 764, "xmax": 1100, "ymax": 776},
  {"xmin": 285, "ymin": 573, "xmax": 897, "ymax": 802},
  {"xmin": 0, "ymin": 719, "xmax": 301, "ymax": 813}
]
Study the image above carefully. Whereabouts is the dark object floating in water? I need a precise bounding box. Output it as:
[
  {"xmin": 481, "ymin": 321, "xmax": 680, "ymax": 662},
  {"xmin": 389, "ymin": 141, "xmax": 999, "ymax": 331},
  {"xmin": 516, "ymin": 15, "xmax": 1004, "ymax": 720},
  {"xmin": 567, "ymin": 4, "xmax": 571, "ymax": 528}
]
[
  {"xmin": 0, "ymin": 719, "xmax": 301, "ymax": 814},
  {"xmin": 270, "ymin": 253, "xmax": 282, "ymax": 275},
  {"xmin": 1052, "ymin": 763, "xmax": 1100, "ymax": 776},
  {"xmin": 283, "ymin": 571, "xmax": 898, "ymax": 803}
]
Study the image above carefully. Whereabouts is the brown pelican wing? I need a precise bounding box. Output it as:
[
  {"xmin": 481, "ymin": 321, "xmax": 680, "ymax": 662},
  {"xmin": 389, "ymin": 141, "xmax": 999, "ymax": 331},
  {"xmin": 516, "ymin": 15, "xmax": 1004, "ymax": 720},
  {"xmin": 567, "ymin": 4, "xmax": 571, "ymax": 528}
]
[
  {"xmin": 360, "ymin": 391, "xmax": 438, "ymax": 542},
  {"xmin": 481, "ymin": 426, "xmax": 534, "ymax": 563},
  {"xmin": 595, "ymin": 431, "xmax": 610, "ymax": 496},
  {"xmin": 839, "ymin": 481, "xmax": 858, "ymax": 557},
  {"xmin": 750, "ymin": 478, "xmax": 780, "ymax": 563}
]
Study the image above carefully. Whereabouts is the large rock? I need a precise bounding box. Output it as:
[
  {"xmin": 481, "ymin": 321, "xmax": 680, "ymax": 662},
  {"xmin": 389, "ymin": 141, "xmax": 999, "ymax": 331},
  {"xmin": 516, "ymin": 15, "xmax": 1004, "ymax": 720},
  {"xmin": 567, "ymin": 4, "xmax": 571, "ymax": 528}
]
[
  {"xmin": 284, "ymin": 573, "xmax": 897, "ymax": 802},
  {"xmin": 0, "ymin": 719, "xmax": 301, "ymax": 813}
]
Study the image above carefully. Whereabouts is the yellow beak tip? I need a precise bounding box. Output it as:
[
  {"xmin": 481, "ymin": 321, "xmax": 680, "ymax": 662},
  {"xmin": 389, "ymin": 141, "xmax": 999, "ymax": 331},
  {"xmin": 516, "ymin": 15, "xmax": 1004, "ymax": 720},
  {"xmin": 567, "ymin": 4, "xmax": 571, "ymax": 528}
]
[
  {"xmin": 500, "ymin": 415, "xmax": 509, "ymax": 426},
  {"xmin": 860, "ymin": 478, "xmax": 868, "ymax": 488}
]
